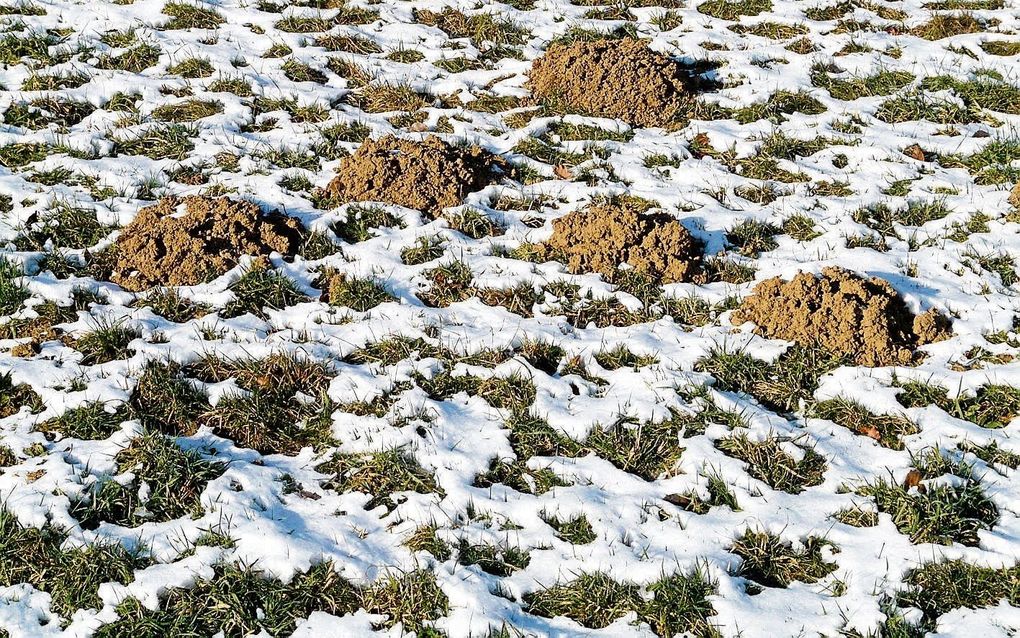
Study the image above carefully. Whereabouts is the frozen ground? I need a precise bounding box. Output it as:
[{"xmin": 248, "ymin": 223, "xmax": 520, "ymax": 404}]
[{"xmin": 0, "ymin": 0, "xmax": 1019, "ymax": 635}]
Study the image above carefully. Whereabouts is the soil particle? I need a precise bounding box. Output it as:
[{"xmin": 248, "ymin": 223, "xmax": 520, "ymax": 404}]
[
  {"xmin": 731, "ymin": 267, "xmax": 952, "ymax": 366},
  {"xmin": 544, "ymin": 198, "xmax": 704, "ymax": 284},
  {"xmin": 528, "ymin": 38, "xmax": 691, "ymax": 128},
  {"xmin": 326, "ymin": 135, "xmax": 505, "ymax": 218},
  {"xmin": 108, "ymin": 196, "xmax": 304, "ymax": 292}
]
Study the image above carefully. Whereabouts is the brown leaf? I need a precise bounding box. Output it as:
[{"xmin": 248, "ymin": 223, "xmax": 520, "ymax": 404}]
[
  {"xmin": 860, "ymin": 425, "xmax": 882, "ymax": 441},
  {"xmin": 903, "ymin": 144, "xmax": 926, "ymax": 162},
  {"xmin": 553, "ymin": 164, "xmax": 573, "ymax": 180},
  {"xmin": 902, "ymin": 468, "xmax": 922, "ymax": 490}
]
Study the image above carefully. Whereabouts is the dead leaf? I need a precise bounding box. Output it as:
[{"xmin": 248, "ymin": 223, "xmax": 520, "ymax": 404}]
[
  {"xmin": 553, "ymin": 164, "xmax": 573, "ymax": 180},
  {"xmin": 902, "ymin": 468, "xmax": 922, "ymax": 490}
]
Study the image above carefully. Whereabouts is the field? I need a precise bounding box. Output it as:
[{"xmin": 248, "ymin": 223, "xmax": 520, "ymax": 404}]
[{"xmin": 0, "ymin": 0, "xmax": 1019, "ymax": 635}]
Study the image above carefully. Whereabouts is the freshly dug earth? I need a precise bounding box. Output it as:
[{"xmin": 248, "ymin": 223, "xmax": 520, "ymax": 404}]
[
  {"xmin": 326, "ymin": 135, "xmax": 504, "ymax": 218},
  {"xmin": 108, "ymin": 196, "xmax": 304, "ymax": 292},
  {"xmin": 544, "ymin": 198, "xmax": 704, "ymax": 284},
  {"xmin": 529, "ymin": 38, "xmax": 691, "ymax": 128},
  {"xmin": 1009, "ymin": 181, "xmax": 1020, "ymax": 208},
  {"xmin": 731, "ymin": 267, "xmax": 952, "ymax": 366}
]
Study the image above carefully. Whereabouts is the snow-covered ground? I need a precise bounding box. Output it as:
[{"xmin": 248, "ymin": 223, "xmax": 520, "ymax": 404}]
[{"xmin": 1, "ymin": 0, "xmax": 1020, "ymax": 635}]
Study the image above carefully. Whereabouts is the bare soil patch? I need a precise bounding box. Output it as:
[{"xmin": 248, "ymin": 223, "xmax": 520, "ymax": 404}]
[
  {"xmin": 543, "ymin": 198, "xmax": 704, "ymax": 284},
  {"xmin": 326, "ymin": 135, "xmax": 505, "ymax": 218},
  {"xmin": 731, "ymin": 267, "xmax": 951, "ymax": 366},
  {"xmin": 529, "ymin": 38, "xmax": 692, "ymax": 128},
  {"xmin": 107, "ymin": 196, "xmax": 304, "ymax": 292}
]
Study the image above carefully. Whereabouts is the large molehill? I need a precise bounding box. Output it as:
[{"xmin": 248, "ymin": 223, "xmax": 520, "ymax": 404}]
[
  {"xmin": 731, "ymin": 267, "xmax": 951, "ymax": 366},
  {"xmin": 543, "ymin": 198, "xmax": 704, "ymax": 284},
  {"xmin": 326, "ymin": 135, "xmax": 504, "ymax": 218},
  {"xmin": 107, "ymin": 196, "xmax": 304, "ymax": 292},
  {"xmin": 529, "ymin": 38, "xmax": 692, "ymax": 128}
]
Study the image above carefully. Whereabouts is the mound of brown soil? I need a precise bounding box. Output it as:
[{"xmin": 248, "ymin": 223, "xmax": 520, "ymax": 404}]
[
  {"xmin": 1009, "ymin": 181, "xmax": 1020, "ymax": 208},
  {"xmin": 544, "ymin": 198, "xmax": 704, "ymax": 284},
  {"xmin": 326, "ymin": 135, "xmax": 504, "ymax": 218},
  {"xmin": 529, "ymin": 38, "xmax": 691, "ymax": 128},
  {"xmin": 731, "ymin": 267, "xmax": 951, "ymax": 367},
  {"xmin": 108, "ymin": 196, "xmax": 304, "ymax": 292}
]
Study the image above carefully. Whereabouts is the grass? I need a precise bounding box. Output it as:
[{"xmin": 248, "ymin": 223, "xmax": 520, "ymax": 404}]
[
  {"xmin": 332, "ymin": 205, "xmax": 404, "ymax": 242},
  {"xmin": 222, "ymin": 261, "xmax": 307, "ymax": 318},
  {"xmin": 457, "ymin": 540, "xmax": 530, "ymax": 577},
  {"xmin": 413, "ymin": 7, "xmax": 527, "ymax": 47},
  {"xmin": 326, "ymin": 273, "xmax": 393, "ymax": 311},
  {"xmin": 896, "ymin": 559, "xmax": 1020, "ymax": 631},
  {"xmin": 696, "ymin": 345, "xmax": 848, "ymax": 414},
  {"xmin": 858, "ymin": 474, "xmax": 997, "ymax": 546},
  {"xmin": 72, "ymin": 433, "xmax": 226, "ymax": 528},
  {"xmin": 895, "ymin": 379, "xmax": 1020, "ymax": 428},
  {"xmin": 731, "ymin": 90, "xmax": 825, "ymax": 124},
  {"xmin": 0, "ymin": 508, "xmax": 145, "ymax": 620},
  {"xmin": 697, "ymin": 0, "xmax": 771, "ymax": 19},
  {"xmin": 113, "ymin": 124, "xmax": 196, "ymax": 160},
  {"xmin": 541, "ymin": 511, "xmax": 597, "ymax": 544},
  {"xmin": 17, "ymin": 200, "xmax": 114, "ymax": 250},
  {"xmin": 810, "ymin": 398, "xmax": 918, "ymax": 449},
  {"xmin": 0, "ymin": 258, "xmax": 29, "ymax": 316},
  {"xmin": 130, "ymin": 360, "xmax": 210, "ymax": 434},
  {"xmin": 36, "ymin": 401, "xmax": 129, "ymax": 440},
  {"xmin": 73, "ymin": 318, "xmax": 140, "ymax": 364},
  {"xmin": 96, "ymin": 563, "xmax": 446, "ymax": 637},
  {"xmin": 716, "ymin": 433, "xmax": 827, "ymax": 494},
  {"xmin": 810, "ymin": 63, "xmax": 914, "ymax": 100},
  {"xmin": 524, "ymin": 569, "xmax": 718, "ymax": 636},
  {"xmin": 192, "ymin": 352, "xmax": 334, "ymax": 454},
  {"xmin": 922, "ymin": 75, "xmax": 1020, "ymax": 116},
  {"xmin": 161, "ymin": 1, "xmax": 224, "ymax": 29},
  {"xmin": 317, "ymin": 449, "xmax": 442, "ymax": 510},
  {"xmin": 729, "ymin": 530, "xmax": 837, "ymax": 588},
  {"xmin": 151, "ymin": 98, "xmax": 222, "ymax": 122},
  {"xmin": 0, "ymin": 371, "xmax": 42, "ymax": 417},
  {"xmin": 583, "ymin": 415, "xmax": 686, "ymax": 480}
]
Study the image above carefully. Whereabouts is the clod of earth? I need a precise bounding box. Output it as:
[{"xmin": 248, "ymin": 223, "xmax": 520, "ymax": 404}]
[
  {"xmin": 529, "ymin": 38, "xmax": 692, "ymax": 128},
  {"xmin": 326, "ymin": 135, "xmax": 505, "ymax": 218},
  {"xmin": 106, "ymin": 196, "xmax": 305, "ymax": 292},
  {"xmin": 1009, "ymin": 181, "xmax": 1020, "ymax": 208},
  {"xmin": 731, "ymin": 267, "xmax": 951, "ymax": 367},
  {"xmin": 542, "ymin": 198, "xmax": 704, "ymax": 284}
]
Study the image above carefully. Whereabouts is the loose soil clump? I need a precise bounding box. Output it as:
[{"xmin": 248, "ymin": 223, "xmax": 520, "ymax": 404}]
[
  {"xmin": 529, "ymin": 38, "xmax": 692, "ymax": 128},
  {"xmin": 731, "ymin": 267, "xmax": 951, "ymax": 367},
  {"xmin": 326, "ymin": 135, "xmax": 505, "ymax": 218},
  {"xmin": 543, "ymin": 198, "xmax": 704, "ymax": 284},
  {"xmin": 107, "ymin": 196, "xmax": 304, "ymax": 292}
]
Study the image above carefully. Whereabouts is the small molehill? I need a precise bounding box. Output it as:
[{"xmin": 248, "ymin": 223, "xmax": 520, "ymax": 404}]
[
  {"xmin": 529, "ymin": 38, "xmax": 691, "ymax": 128},
  {"xmin": 544, "ymin": 198, "xmax": 704, "ymax": 284},
  {"xmin": 326, "ymin": 135, "xmax": 505, "ymax": 218},
  {"xmin": 731, "ymin": 267, "xmax": 951, "ymax": 367},
  {"xmin": 108, "ymin": 196, "xmax": 304, "ymax": 292}
]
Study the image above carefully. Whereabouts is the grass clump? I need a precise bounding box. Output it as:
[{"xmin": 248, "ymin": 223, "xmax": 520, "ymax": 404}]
[
  {"xmin": 524, "ymin": 569, "xmax": 718, "ymax": 636},
  {"xmin": 0, "ymin": 372, "xmax": 42, "ymax": 417},
  {"xmin": 113, "ymin": 124, "xmax": 195, "ymax": 160},
  {"xmin": 129, "ymin": 359, "xmax": 210, "ymax": 430},
  {"xmin": 71, "ymin": 433, "xmax": 226, "ymax": 528},
  {"xmin": 858, "ymin": 472, "xmax": 997, "ymax": 546},
  {"xmin": 809, "ymin": 63, "xmax": 914, "ymax": 100},
  {"xmin": 810, "ymin": 398, "xmax": 918, "ymax": 449},
  {"xmin": 317, "ymin": 449, "xmax": 442, "ymax": 510},
  {"xmin": 96, "ymin": 563, "xmax": 446, "ymax": 637},
  {"xmin": 222, "ymin": 261, "xmax": 307, "ymax": 318},
  {"xmin": 716, "ymin": 433, "xmax": 826, "ymax": 493},
  {"xmin": 896, "ymin": 380, "xmax": 1020, "ymax": 429},
  {"xmin": 696, "ymin": 345, "xmax": 848, "ymax": 414},
  {"xmin": 192, "ymin": 353, "xmax": 334, "ymax": 454},
  {"xmin": 697, "ymin": 0, "xmax": 771, "ymax": 19},
  {"xmin": 36, "ymin": 401, "xmax": 129, "ymax": 440},
  {"xmin": 457, "ymin": 540, "xmax": 530, "ymax": 576},
  {"xmin": 0, "ymin": 258, "xmax": 29, "ymax": 316},
  {"xmin": 161, "ymin": 1, "xmax": 224, "ymax": 29},
  {"xmin": 326, "ymin": 273, "xmax": 393, "ymax": 311},
  {"xmin": 896, "ymin": 559, "xmax": 1020, "ymax": 631},
  {"xmin": 729, "ymin": 530, "xmax": 837, "ymax": 588},
  {"xmin": 541, "ymin": 511, "xmax": 597, "ymax": 544},
  {"xmin": 0, "ymin": 509, "xmax": 144, "ymax": 620}
]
